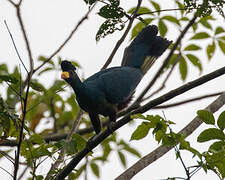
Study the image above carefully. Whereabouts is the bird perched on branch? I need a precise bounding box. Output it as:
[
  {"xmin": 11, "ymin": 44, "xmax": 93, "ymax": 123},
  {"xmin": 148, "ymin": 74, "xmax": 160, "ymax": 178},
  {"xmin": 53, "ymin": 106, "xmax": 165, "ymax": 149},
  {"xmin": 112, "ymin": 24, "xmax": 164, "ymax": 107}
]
[{"xmin": 61, "ymin": 25, "xmax": 172, "ymax": 135}]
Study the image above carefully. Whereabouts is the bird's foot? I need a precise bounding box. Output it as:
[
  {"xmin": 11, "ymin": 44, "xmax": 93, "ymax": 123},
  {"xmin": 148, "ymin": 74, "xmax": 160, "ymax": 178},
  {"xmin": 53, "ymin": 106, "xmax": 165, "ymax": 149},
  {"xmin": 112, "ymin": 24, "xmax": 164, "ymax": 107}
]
[{"xmin": 107, "ymin": 121, "xmax": 116, "ymax": 134}]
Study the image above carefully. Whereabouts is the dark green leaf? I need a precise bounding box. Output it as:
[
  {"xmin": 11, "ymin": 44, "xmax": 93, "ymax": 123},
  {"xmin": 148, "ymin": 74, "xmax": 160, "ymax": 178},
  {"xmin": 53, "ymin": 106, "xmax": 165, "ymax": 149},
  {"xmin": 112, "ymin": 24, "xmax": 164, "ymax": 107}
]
[
  {"xmin": 64, "ymin": 139, "xmax": 78, "ymax": 155},
  {"xmin": 209, "ymin": 141, "xmax": 225, "ymax": 152},
  {"xmin": 0, "ymin": 75, "xmax": 19, "ymax": 84},
  {"xmin": 98, "ymin": 5, "xmax": 124, "ymax": 19},
  {"xmin": 131, "ymin": 19, "xmax": 153, "ymax": 40},
  {"xmin": 191, "ymin": 32, "xmax": 210, "ymax": 40},
  {"xmin": 179, "ymin": 56, "xmax": 187, "ymax": 81},
  {"xmin": 128, "ymin": 7, "xmax": 151, "ymax": 14},
  {"xmin": 206, "ymin": 41, "xmax": 216, "ymax": 60},
  {"xmin": 197, "ymin": 110, "xmax": 215, "ymax": 125},
  {"xmin": 158, "ymin": 20, "xmax": 167, "ymax": 37},
  {"xmin": 197, "ymin": 128, "xmax": 225, "ymax": 142},
  {"xmin": 162, "ymin": 15, "xmax": 180, "ymax": 26},
  {"xmin": 184, "ymin": 44, "xmax": 201, "ymax": 51},
  {"xmin": 96, "ymin": 18, "xmax": 125, "ymax": 41},
  {"xmin": 118, "ymin": 151, "xmax": 126, "ymax": 167},
  {"xmin": 186, "ymin": 54, "xmax": 202, "ymax": 72},
  {"xmin": 83, "ymin": 0, "xmax": 96, "ymax": 5},
  {"xmin": 130, "ymin": 122, "xmax": 151, "ymax": 141},
  {"xmin": 217, "ymin": 111, "xmax": 225, "ymax": 130},
  {"xmin": 90, "ymin": 162, "xmax": 100, "ymax": 177},
  {"xmin": 218, "ymin": 40, "xmax": 225, "ymax": 54},
  {"xmin": 215, "ymin": 26, "xmax": 225, "ymax": 35},
  {"xmin": 108, "ymin": 0, "xmax": 119, "ymax": 6}
]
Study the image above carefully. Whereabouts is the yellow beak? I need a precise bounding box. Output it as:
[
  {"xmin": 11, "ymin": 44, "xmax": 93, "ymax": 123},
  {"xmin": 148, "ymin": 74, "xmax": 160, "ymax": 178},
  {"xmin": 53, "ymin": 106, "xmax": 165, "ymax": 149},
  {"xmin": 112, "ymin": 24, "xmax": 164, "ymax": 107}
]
[{"xmin": 61, "ymin": 71, "xmax": 70, "ymax": 79}]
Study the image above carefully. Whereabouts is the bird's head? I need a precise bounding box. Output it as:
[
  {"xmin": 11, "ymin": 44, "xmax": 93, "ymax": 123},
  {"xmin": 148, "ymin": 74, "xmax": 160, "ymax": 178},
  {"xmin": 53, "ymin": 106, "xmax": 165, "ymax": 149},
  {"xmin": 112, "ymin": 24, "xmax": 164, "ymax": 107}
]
[{"xmin": 61, "ymin": 60, "xmax": 77, "ymax": 81}]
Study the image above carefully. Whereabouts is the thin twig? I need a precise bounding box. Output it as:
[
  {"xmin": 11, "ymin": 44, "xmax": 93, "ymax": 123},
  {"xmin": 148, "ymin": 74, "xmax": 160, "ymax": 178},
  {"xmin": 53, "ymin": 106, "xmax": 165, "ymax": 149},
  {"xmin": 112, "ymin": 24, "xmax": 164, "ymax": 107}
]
[
  {"xmin": 152, "ymin": 92, "xmax": 223, "ymax": 109},
  {"xmin": 18, "ymin": 166, "xmax": 29, "ymax": 180},
  {"xmin": 0, "ymin": 166, "xmax": 13, "ymax": 178},
  {"xmin": 101, "ymin": 0, "xmax": 143, "ymax": 70},
  {"xmin": 143, "ymin": 54, "xmax": 181, "ymax": 101},
  {"xmin": 33, "ymin": 3, "xmax": 96, "ymax": 73},
  {"xmin": 7, "ymin": 0, "xmax": 16, "ymax": 7},
  {"xmin": 4, "ymin": 20, "xmax": 29, "ymax": 74}
]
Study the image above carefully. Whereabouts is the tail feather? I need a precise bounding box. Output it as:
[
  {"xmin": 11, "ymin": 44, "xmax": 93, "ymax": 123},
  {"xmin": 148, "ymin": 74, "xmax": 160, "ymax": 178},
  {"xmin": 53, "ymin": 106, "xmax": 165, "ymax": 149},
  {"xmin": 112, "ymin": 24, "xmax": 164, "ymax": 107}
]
[{"xmin": 122, "ymin": 25, "xmax": 172, "ymax": 74}]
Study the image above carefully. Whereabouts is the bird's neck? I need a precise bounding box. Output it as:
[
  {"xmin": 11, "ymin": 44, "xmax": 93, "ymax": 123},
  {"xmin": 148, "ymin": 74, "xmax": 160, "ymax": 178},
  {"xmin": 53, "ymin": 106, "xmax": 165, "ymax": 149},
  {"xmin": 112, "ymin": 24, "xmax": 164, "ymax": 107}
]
[{"xmin": 69, "ymin": 73, "xmax": 85, "ymax": 96}]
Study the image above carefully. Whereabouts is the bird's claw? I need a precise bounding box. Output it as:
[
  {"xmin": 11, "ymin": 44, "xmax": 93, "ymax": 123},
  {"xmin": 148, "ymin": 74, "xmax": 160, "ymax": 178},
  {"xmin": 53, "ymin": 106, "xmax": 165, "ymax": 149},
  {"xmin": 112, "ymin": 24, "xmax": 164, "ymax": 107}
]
[{"xmin": 107, "ymin": 121, "xmax": 116, "ymax": 134}]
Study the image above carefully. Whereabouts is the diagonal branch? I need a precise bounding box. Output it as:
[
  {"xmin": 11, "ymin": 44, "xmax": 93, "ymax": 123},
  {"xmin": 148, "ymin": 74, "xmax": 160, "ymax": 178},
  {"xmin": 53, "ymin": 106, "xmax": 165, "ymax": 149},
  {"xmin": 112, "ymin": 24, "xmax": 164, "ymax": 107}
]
[
  {"xmin": 54, "ymin": 65, "xmax": 225, "ymax": 180},
  {"xmin": 115, "ymin": 92, "xmax": 225, "ymax": 180},
  {"xmin": 33, "ymin": 4, "xmax": 96, "ymax": 73},
  {"xmin": 101, "ymin": 0, "xmax": 143, "ymax": 70}
]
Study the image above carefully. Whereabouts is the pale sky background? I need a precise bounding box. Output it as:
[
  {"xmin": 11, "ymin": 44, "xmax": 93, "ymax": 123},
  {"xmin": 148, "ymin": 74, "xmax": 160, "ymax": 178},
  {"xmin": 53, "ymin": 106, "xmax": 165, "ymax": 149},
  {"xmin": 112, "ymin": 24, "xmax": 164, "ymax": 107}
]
[{"xmin": 1, "ymin": 0, "xmax": 225, "ymax": 180}]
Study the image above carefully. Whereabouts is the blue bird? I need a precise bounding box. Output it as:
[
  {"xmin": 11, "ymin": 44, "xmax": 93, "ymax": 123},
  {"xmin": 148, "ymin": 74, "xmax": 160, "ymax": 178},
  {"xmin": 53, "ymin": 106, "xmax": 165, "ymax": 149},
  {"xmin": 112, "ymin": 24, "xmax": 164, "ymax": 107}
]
[{"xmin": 61, "ymin": 25, "xmax": 172, "ymax": 134}]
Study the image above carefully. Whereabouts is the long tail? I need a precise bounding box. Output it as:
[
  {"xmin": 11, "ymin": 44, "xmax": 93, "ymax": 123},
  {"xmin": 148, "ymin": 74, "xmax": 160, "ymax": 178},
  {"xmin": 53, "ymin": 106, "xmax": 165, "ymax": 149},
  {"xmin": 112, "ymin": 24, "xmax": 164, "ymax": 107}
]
[{"xmin": 121, "ymin": 25, "xmax": 172, "ymax": 74}]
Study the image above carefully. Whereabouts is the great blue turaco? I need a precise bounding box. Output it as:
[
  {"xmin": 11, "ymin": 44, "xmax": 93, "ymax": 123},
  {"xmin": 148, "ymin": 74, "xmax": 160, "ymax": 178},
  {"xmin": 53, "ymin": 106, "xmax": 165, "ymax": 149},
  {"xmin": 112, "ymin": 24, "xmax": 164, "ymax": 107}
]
[{"xmin": 61, "ymin": 25, "xmax": 172, "ymax": 135}]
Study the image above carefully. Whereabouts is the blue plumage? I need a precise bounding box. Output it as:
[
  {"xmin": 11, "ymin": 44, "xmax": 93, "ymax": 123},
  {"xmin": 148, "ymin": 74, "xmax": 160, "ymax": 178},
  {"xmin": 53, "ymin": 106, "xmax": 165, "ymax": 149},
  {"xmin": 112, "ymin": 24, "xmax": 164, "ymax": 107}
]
[{"xmin": 61, "ymin": 25, "xmax": 172, "ymax": 134}]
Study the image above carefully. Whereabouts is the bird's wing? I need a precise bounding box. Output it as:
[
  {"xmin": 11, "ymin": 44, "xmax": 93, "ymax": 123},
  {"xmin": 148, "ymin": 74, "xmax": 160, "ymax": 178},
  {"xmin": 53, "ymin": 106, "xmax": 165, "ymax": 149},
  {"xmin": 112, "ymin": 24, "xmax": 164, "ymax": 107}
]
[{"xmin": 99, "ymin": 67, "xmax": 143, "ymax": 104}]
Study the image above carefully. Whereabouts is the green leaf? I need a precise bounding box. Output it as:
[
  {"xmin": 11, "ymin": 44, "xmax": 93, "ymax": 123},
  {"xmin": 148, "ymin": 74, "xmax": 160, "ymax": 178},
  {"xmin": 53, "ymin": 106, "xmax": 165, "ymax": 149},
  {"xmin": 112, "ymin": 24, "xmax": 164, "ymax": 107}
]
[
  {"xmin": 128, "ymin": 7, "xmax": 151, "ymax": 14},
  {"xmin": 38, "ymin": 56, "xmax": 54, "ymax": 66},
  {"xmin": 96, "ymin": 18, "xmax": 125, "ymax": 41},
  {"xmin": 131, "ymin": 19, "xmax": 153, "ymax": 40},
  {"xmin": 83, "ymin": 0, "xmax": 96, "ymax": 5},
  {"xmin": 0, "ymin": 75, "xmax": 19, "ymax": 84},
  {"xmin": 64, "ymin": 139, "xmax": 78, "ymax": 155},
  {"xmin": 72, "ymin": 133, "xmax": 86, "ymax": 151},
  {"xmin": 199, "ymin": 18, "xmax": 212, "ymax": 30},
  {"xmin": 191, "ymin": 32, "xmax": 210, "ymax": 40},
  {"xmin": 206, "ymin": 41, "xmax": 216, "ymax": 60},
  {"xmin": 30, "ymin": 80, "xmax": 46, "ymax": 92},
  {"xmin": 29, "ymin": 134, "xmax": 45, "ymax": 144},
  {"xmin": 0, "ymin": 64, "xmax": 8, "ymax": 74},
  {"xmin": 215, "ymin": 26, "xmax": 225, "ymax": 35},
  {"xmin": 197, "ymin": 128, "xmax": 225, "ymax": 142},
  {"xmin": 98, "ymin": 5, "xmax": 124, "ymax": 19},
  {"xmin": 90, "ymin": 162, "xmax": 100, "ymax": 177},
  {"xmin": 158, "ymin": 19, "xmax": 167, "ymax": 37},
  {"xmin": 186, "ymin": 54, "xmax": 202, "ymax": 72},
  {"xmin": 108, "ymin": 0, "xmax": 119, "ymax": 6},
  {"xmin": 123, "ymin": 146, "xmax": 141, "ymax": 158},
  {"xmin": 179, "ymin": 56, "xmax": 187, "ymax": 81},
  {"xmin": 162, "ymin": 15, "xmax": 180, "ymax": 26},
  {"xmin": 184, "ymin": 44, "xmax": 201, "ymax": 51},
  {"xmin": 118, "ymin": 151, "xmax": 126, "ymax": 167},
  {"xmin": 218, "ymin": 40, "xmax": 225, "ymax": 54},
  {"xmin": 197, "ymin": 110, "xmax": 215, "ymax": 125},
  {"xmin": 151, "ymin": 1, "xmax": 161, "ymax": 14},
  {"xmin": 130, "ymin": 122, "xmax": 151, "ymax": 141},
  {"xmin": 209, "ymin": 141, "xmax": 225, "ymax": 152},
  {"xmin": 38, "ymin": 67, "xmax": 54, "ymax": 76},
  {"xmin": 217, "ymin": 111, "xmax": 225, "ymax": 130}
]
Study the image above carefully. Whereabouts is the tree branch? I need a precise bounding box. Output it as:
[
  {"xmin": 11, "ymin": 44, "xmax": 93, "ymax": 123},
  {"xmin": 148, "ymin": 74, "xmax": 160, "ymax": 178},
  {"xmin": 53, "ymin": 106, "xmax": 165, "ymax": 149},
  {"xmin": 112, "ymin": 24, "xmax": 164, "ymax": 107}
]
[
  {"xmin": 152, "ymin": 92, "xmax": 223, "ymax": 109},
  {"xmin": 54, "ymin": 65, "xmax": 225, "ymax": 179},
  {"xmin": 115, "ymin": 92, "xmax": 225, "ymax": 180},
  {"xmin": 101, "ymin": 0, "xmax": 143, "ymax": 70},
  {"xmin": 33, "ymin": 3, "xmax": 96, "ymax": 73}
]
